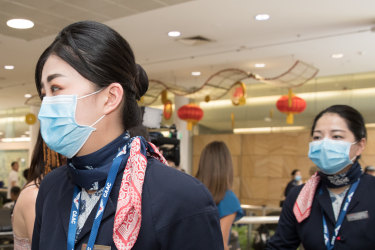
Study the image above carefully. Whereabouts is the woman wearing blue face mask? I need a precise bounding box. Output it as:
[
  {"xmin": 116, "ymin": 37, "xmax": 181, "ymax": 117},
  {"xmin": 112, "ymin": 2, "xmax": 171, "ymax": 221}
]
[
  {"xmin": 31, "ymin": 21, "xmax": 223, "ymax": 250},
  {"xmin": 284, "ymin": 169, "xmax": 303, "ymax": 198},
  {"xmin": 267, "ymin": 105, "xmax": 375, "ymax": 250}
]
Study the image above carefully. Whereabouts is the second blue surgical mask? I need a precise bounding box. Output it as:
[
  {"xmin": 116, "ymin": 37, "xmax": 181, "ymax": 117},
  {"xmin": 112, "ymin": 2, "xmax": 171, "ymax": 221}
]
[{"xmin": 308, "ymin": 138, "xmax": 357, "ymax": 175}]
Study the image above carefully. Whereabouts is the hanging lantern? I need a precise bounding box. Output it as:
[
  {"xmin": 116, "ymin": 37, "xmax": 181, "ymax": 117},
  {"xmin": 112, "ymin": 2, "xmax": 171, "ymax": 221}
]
[
  {"xmin": 276, "ymin": 89, "xmax": 306, "ymax": 124},
  {"xmin": 177, "ymin": 104, "xmax": 204, "ymax": 130},
  {"xmin": 163, "ymin": 100, "xmax": 173, "ymax": 120},
  {"xmin": 230, "ymin": 81, "xmax": 246, "ymax": 106}
]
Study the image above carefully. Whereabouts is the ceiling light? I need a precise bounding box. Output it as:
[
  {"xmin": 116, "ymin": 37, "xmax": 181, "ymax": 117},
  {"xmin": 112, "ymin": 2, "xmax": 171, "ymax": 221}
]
[
  {"xmin": 255, "ymin": 14, "xmax": 270, "ymax": 21},
  {"xmin": 168, "ymin": 31, "xmax": 181, "ymax": 37},
  {"xmin": 4, "ymin": 65, "xmax": 14, "ymax": 70},
  {"xmin": 24, "ymin": 93, "xmax": 32, "ymax": 98},
  {"xmin": 6, "ymin": 19, "xmax": 34, "ymax": 29},
  {"xmin": 255, "ymin": 63, "xmax": 266, "ymax": 68},
  {"xmin": 191, "ymin": 71, "xmax": 201, "ymax": 76},
  {"xmin": 1, "ymin": 137, "xmax": 31, "ymax": 142},
  {"xmin": 331, "ymin": 53, "xmax": 344, "ymax": 59}
]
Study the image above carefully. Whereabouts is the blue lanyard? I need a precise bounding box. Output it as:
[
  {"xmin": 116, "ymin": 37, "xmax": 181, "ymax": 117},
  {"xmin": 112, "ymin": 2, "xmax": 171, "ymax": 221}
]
[
  {"xmin": 67, "ymin": 156, "xmax": 124, "ymax": 250},
  {"xmin": 322, "ymin": 178, "xmax": 360, "ymax": 250}
]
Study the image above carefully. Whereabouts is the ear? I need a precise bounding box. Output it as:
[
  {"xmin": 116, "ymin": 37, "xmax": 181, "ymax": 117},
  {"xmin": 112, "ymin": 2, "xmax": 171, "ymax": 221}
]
[
  {"xmin": 355, "ymin": 138, "xmax": 367, "ymax": 156},
  {"xmin": 102, "ymin": 83, "xmax": 124, "ymax": 115}
]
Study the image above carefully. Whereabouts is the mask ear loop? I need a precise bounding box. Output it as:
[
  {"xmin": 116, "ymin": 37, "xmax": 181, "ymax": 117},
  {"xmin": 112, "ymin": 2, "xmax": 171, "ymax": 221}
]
[
  {"xmin": 77, "ymin": 88, "xmax": 106, "ymax": 128},
  {"xmin": 77, "ymin": 88, "xmax": 103, "ymax": 100},
  {"xmin": 90, "ymin": 115, "xmax": 106, "ymax": 128}
]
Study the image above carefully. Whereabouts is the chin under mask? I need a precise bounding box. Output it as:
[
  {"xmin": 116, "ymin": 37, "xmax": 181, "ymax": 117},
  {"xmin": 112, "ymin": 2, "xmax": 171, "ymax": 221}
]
[
  {"xmin": 38, "ymin": 90, "xmax": 105, "ymax": 158},
  {"xmin": 308, "ymin": 138, "xmax": 357, "ymax": 175}
]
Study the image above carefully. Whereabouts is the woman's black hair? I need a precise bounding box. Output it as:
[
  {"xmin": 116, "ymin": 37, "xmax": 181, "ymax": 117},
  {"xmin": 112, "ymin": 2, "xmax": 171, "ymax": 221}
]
[
  {"xmin": 35, "ymin": 20, "xmax": 148, "ymax": 129},
  {"xmin": 311, "ymin": 105, "xmax": 367, "ymax": 141}
]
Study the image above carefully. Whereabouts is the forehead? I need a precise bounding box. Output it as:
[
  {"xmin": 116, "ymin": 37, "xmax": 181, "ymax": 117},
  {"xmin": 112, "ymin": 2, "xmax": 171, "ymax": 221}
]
[
  {"xmin": 41, "ymin": 55, "xmax": 80, "ymax": 82},
  {"xmin": 314, "ymin": 113, "xmax": 350, "ymax": 131}
]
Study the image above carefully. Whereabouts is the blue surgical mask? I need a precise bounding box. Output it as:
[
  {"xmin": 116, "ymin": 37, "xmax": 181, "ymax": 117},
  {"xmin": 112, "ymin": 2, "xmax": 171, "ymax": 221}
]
[
  {"xmin": 294, "ymin": 175, "xmax": 302, "ymax": 182},
  {"xmin": 38, "ymin": 89, "xmax": 105, "ymax": 158},
  {"xmin": 308, "ymin": 138, "xmax": 357, "ymax": 175}
]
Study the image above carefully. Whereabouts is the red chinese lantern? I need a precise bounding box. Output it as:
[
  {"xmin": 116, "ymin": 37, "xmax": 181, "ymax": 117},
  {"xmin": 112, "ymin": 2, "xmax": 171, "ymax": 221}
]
[
  {"xmin": 276, "ymin": 89, "xmax": 306, "ymax": 124},
  {"xmin": 177, "ymin": 104, "xmax": 204, "ymax": 130},
  {"xmin": 163, "ymin": 100, "xmax": 173, "ymax": 120}
]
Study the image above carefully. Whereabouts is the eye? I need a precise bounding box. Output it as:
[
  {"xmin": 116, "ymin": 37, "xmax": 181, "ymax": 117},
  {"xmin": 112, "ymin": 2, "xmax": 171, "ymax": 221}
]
[
  {"xmin": 312, "ymin": 136, "xmax": 321, "ymax": 141},
  {"xmin": 50, "ymin": 85, "xmax": 61, "ymax": 93},
  {"xmin": 332, "ymin": 135, "xmax": 343, "ymax": 140}
]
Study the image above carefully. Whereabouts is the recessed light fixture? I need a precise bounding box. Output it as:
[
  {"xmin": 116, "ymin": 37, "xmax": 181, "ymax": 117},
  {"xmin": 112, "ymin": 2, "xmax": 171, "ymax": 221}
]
[
  {"xmin": 24, "ymin": 93, "xmax": 32, "ymax": 98},
  {"xmin": 331, "ymin": 53, "xmax": 344, "ymax": 59},
  {"xmin": 6, "ymin": 19, "xmax": 34, "ymax": 29},
  {"xmin": 255, "ymin": 63, "xmax": 266, "ymax": 68},
  {"xmin": 191, "ymin": 71, "xmax": 201, "ymax": 76},
  {"xmin": 255, "ymin": 14, "xmax": 270, "ymax": 21},
  {"xmin": 4, "ymin": 65, "xmax": 14, "ymax": 70},
  {"xmin": 168, "ymin": 31, "xmax": 181, "ymax": 37}
]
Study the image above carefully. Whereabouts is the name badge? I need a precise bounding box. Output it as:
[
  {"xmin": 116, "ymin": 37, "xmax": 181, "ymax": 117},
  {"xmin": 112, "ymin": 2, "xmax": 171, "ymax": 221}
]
[
  {"xmin": 82, "ymin": 243, "xmax": 111, "ymax": 250},
  {"xmin": 346, "ymin": 211, "xmax": 369, "ymax": 222}
]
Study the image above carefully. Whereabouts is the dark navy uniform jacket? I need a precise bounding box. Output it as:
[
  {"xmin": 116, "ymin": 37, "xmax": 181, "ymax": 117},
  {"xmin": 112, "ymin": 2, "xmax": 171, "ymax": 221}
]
[
  {"xmin": 32, "ymin": 158, "xmax": 223, "ymax": 249},
  {"xmin": 267, "ymin": 174, "xmax": 375, "ymax": 250}
]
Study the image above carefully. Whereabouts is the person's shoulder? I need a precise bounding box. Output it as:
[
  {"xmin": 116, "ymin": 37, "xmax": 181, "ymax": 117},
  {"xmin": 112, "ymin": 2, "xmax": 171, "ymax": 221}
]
[
  {"xmin": 15, "ymin": 185, "xmax": 38, "ymax": 210},
  {"xmin": 283, "ymin": 183, "xmax": 304, "ymax": 208},
  {"xmin": 10, "ymin": 170, "xmax": 18, "ymax": 177},
  {"xmin": 360, "ymin": 173, "xmax": 375, "ymax": 187},
  {"xmin": 220, "ymin": 190, "xmax": 240, "ymax": 205},
  {"xmin": 38, "ymin": 165, "xmax": 69, "ymax": 195},
  {"xmin": 145, "ymin": 157, "xmax": 215, "ymax": 209}
]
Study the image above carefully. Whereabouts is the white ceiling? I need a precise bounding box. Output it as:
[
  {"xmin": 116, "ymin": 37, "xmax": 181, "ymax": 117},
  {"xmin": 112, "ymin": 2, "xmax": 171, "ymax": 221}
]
[{"xmin": 0, "ymin": 0, "xmax": 375, "ymax": 133}]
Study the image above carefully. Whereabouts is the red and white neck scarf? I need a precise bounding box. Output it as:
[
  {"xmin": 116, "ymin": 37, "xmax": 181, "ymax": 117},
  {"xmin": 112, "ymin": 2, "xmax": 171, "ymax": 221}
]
[
  {"xmin": 293, "ymin": 172, "xmax": 320, "ymax": 223},
  {"xmin": 113, "ymin": 137, "xmax": 167, "ymax": 250}
]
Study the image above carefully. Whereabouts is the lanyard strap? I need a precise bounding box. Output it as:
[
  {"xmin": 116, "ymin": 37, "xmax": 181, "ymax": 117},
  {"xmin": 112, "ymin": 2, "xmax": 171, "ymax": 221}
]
[
  {"xmin": 322, "ymin": 178, "xmax": 360, "ymax": 250},
  {"xmin": 67, "ymin": 156, "xmax": 124, "ymax": 250}
]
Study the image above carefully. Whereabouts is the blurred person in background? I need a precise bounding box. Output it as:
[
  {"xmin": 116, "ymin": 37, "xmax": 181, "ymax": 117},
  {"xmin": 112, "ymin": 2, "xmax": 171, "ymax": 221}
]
[
  {"xmin": 7, "ymin": 161, "xmax": 19, "ymax": 199},
  {"xmin": 284, "ymin": 169, "xmax": 303, "ymax": 198},
  {"xmin": 3, "ymin": 186, "xmax": 21, "ymax": 209},
  {"xmin": 196, "ymin": 141, "xmax": 244, "ymax": 250},
  {"xmin": 12, "ymin": 132, "xmax": 65, "ymax": 249},
  {"xmin": 268, "ymin": 105, "xmax": 375, "ymax": 249}
]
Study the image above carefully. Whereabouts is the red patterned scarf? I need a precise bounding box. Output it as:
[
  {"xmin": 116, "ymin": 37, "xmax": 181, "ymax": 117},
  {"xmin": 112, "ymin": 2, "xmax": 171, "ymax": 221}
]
[
  {"xmin": 113, "ymin": 137, "xmax": 167, "ymax": 249},
  {"xmin": 293, "ymin": 172, "xmax": 320, "ymax": 223}
]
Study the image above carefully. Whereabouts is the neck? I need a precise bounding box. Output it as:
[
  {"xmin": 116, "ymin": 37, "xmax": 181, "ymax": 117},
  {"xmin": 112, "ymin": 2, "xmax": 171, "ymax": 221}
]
[
  {"xmin": 328, "ymin": 185, "xmax": 349, "ymax": 194},
  {"xmin": 336, "ymin": 164, "xmax": 352, "ymax": 175},
  {"xmin": 76, "ymin": 125, "xmax": 124, "ymax": 157}
]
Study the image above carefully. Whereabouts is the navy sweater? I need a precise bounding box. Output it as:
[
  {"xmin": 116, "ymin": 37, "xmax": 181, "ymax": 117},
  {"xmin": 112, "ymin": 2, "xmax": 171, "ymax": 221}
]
[{"xmin": 32, "ymin": 158, "xmax": 223, "ymax": 249}]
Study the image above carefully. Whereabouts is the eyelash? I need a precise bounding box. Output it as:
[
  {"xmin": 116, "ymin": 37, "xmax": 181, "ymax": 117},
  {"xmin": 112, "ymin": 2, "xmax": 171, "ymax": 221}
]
[
  {"xmin": 51, "ymin": 85, "xmax": 61, "ymax": 92},
  {"xmin": 312, "ymin": 135, "xmax": 343, "ymax": 140}
]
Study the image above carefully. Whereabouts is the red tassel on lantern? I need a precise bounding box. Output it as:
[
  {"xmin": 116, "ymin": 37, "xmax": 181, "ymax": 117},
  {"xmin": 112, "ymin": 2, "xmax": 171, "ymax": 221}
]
[
  {"xmin": 177, "ymin": 104, "xmax": 204, "ymax": 130},
  {"xmin": 163, "ymin": 100, "xmax": 173, "ymax": 120}
]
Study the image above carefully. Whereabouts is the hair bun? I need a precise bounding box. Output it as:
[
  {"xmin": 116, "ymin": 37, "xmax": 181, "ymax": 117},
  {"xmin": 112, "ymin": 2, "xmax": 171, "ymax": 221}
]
[{"xmin": 135, "ymin": 64, "xmax": 149, "ymax": 100}]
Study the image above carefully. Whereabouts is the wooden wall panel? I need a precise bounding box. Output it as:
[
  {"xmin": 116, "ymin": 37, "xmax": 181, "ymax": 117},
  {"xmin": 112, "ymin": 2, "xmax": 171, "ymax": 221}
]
[{"xmin": 192, "ymin": 128, "xmax": 375, "ymax": 206}]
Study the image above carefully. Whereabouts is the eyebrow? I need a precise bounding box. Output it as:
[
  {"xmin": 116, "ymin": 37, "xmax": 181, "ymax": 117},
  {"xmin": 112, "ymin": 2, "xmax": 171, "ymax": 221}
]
[
  {"xmin": 47, "ymin": 73, "xmax": 65, "ymax": 83},
  {"xmin": 40, "ymin": 73, "xmax": 65, "ymax": 91},
  {"xmin": 313, "ymin": 129, "xmax": 346, "ymax": 133}
]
